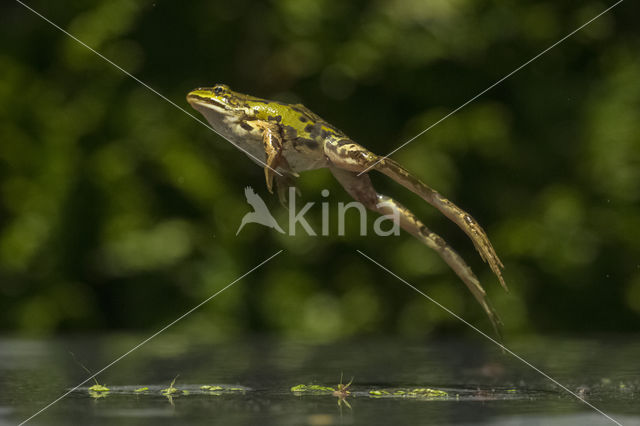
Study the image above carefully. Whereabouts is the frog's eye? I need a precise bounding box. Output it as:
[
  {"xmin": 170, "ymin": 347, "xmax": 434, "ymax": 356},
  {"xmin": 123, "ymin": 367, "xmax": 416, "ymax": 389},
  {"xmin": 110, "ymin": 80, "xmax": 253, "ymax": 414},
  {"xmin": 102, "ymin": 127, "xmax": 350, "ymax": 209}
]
[{"xmin": 213, "ymin": 84, "xmax": 227, "ymax": 96}]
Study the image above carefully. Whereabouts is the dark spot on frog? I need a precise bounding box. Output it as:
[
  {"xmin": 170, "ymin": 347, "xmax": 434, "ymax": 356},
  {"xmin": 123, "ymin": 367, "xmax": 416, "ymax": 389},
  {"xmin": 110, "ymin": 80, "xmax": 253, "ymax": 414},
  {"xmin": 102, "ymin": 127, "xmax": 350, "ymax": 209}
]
[
  {"xmin": 352, "ymin": 150, "xmax": 367, "ymax": 161},
  {"xmin": 299, "ymin": 138, "xmax": 319, "ymax": 150},
  {"xmin": 434, "ymin": 235, "xmax": 447, "ymax": 247},
  {"xmin": 239, "ymin": 121, "xmax": 254, "ymax": 132},
  {"xmin": 299, "ymin": 116, "xmax": 308, "ymax": 123},
  {"xmin": 327, "ymin": 140, "xmax": 353, "ymax": 154},
  {"xmin": 283, "ymin": 125, "xmax": 298, "ymax": 141},
  {"xmin": 306, "ymin": 123, "xmax": 332, "ymax": 140},
  {"xmin": 268, "ymin": 115, "xmax": 282, "ymax": 123}
]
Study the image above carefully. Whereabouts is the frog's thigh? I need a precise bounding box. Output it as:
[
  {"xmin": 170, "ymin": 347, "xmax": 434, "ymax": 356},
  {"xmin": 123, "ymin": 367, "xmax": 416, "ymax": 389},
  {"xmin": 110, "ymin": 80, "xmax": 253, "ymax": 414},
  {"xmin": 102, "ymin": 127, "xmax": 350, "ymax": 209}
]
[
  {"xmin": 328, "ymin": 165, "xmax": 378, "ymax": 208},
  {"xmin": 324, "ymin": 140, "xmax": 378, "ymax": 172}
]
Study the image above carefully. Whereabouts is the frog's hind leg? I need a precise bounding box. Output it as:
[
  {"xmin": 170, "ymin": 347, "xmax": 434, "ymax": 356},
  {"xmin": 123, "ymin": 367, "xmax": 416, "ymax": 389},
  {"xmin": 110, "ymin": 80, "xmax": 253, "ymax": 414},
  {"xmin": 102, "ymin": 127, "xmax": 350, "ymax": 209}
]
[
  {"xmin": 329, "ymin": 166, "xmax": 502, "ymax": 335},
  {"xmin": 325, "ymin": 140, "xmax": 506, "ymax": 291}
]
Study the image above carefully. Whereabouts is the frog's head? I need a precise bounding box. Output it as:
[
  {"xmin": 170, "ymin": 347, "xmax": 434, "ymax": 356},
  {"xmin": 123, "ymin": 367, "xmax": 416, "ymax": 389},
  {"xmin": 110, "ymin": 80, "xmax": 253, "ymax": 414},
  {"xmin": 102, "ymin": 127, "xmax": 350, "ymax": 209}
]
[{"xmin": 187, "ymin": 84, "xmax": 252, "ymax": 136}]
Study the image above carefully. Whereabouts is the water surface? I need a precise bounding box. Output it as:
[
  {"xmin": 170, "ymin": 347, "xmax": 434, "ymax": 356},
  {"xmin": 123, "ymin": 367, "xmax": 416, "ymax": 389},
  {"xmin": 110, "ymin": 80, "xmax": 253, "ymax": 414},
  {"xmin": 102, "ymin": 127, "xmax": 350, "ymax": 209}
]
[{"xmin": 1, "ymin": 335, "xmax": 638, "ymax": 425}]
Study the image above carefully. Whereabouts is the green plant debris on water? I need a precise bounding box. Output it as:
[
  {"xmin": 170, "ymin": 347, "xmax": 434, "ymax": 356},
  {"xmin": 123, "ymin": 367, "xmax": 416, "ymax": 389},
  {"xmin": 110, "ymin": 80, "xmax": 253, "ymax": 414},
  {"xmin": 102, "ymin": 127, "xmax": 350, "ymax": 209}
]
[
  {"xmin": 80, "ymin": 383, "xmax": 252, "ymax": 398},
  {"xmin": 333, "ymin": 374, "xmax": 353, "ymax": 397},
  {"xmin": 200, "ymin": 385, "xmax": 247, "ymax": 395},
  {"xmin": 161, "ymin": 376, "xmax": 180, "ymax": 396},
  {"xmin": 333, "ymin": 374, "xmax": 353, "ymax": 410},
  {"xmin": 70, "ymin": 352, "xmax": 110, "ymax": 397},
  {"xmin": 200, "ymin": 385, "xmax": 223, "ymax": 391},
  {"xmin": 77, "ymin": 381, "xmax": 498, "ymax": 402},
  {"xmin": 369, "ymin": 388, "xmax": 448, "ymax": 399},
  {"xmin": 87, "ymin": 378, "xmax": 110, "ymax": 399},
  {"xmin": 290, "ymin": 383, "xmax": 449, "ymax": 399},
  {"xmin": 88, "ymin": 383, "xmax": 110, "ymax": 392},
  {"xmin": 88, "ymin": 390, "xmax": 110, "ymax": 399},
  {"xmin": 291, "ymin": 384, "xmax": 336, "ymax": 394},
  {"xmin": 88, "ymin": 381, "xmax": 110, "ymax": 399}
]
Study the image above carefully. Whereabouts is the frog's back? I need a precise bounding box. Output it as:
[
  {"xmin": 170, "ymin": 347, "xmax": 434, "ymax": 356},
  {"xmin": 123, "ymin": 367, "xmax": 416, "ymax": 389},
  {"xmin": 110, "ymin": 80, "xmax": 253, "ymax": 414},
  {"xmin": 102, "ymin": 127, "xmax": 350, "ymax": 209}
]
[
  {"xmin": 250, "ymin": 100, "xmax": 350, "ymax": 172},
  {"xmin": 250, "ymin": 100, "xmax": 345, "ymax": 137}
]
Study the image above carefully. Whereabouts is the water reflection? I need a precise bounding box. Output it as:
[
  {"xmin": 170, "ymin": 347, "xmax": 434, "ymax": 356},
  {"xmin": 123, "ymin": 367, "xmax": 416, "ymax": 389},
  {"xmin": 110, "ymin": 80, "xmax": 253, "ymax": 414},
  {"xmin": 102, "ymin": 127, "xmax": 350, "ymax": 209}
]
[{"xmin": 1, "ymin": 335, "xmax": 638, "ymax": 425}]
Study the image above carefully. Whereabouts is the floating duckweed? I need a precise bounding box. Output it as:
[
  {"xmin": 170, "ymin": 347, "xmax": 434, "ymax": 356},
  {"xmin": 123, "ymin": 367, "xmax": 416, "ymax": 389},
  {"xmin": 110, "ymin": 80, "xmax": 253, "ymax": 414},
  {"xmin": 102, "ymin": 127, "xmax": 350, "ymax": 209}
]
[
  {"xmin": 87, "ymin": 377, "xmax": 109, "ymax": 398},
  {"xmin": 134, "ymin": 387, "xmax": 149, "ymax": 393},
  {"xmin": 182, "ymin": 390, "xmax": 190, "ymax": 395},
  {"xmin": 290, "ymin": 384, "xmax": 335, "ymax": 393},
  {"xmin": 72, "ymin": 353, "xmax": 109, "ymax": 395},
  {"xmin": 228, "ymin": 387, "xmax": 245, "ymax": 391},
  {"xmin": 88, "ymin": 390, "xmax": 110, "ymax": 399},
  {"xmin": 88, "ymin": 384, "xmax": 110, "ymax": 392},
  {"xmin": 506, "ymin": 389, "xmax": 517, "ymax": 393},
  {"xmin": 200, "ymin": 385, "xmax": 223, "ymax": 391},
  {"xmin": 409, "ymin": 388, "xmax": 448, "ymax": 397},
  {"xmin": 368, "ymin": 388, "xmax": 448, "ymax": 399}
]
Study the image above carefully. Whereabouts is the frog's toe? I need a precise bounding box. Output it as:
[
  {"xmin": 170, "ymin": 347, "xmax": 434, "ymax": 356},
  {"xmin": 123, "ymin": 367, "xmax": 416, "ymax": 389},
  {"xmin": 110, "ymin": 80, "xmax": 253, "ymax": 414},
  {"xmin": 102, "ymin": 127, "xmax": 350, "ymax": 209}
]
[{"xmin": 274, "ymin": 173, "xmax": 300, "ymax": 207}]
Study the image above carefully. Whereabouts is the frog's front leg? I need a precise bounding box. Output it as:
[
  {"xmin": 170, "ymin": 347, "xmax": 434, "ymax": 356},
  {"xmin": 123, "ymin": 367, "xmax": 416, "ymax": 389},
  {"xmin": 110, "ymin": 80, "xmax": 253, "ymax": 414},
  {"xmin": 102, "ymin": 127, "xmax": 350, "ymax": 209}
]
[
  {"xmin": 329, "ymin": 166, "xmax": 502, "ymax": 335},
  {"xmin": 325, "ymin": 140, "xmax": 507, "ymax": 291},
  {"xmin": 251, "ymin": 120, "xmax": 292, "ymax": 194}
]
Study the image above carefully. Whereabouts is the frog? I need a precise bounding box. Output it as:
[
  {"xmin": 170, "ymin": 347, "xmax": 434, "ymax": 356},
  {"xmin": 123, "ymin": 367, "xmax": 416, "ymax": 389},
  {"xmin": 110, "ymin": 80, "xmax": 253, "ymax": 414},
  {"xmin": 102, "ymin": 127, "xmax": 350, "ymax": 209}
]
[{"xmin": 187, "ymin": 84, "xmax": 507, "ymax": 333}]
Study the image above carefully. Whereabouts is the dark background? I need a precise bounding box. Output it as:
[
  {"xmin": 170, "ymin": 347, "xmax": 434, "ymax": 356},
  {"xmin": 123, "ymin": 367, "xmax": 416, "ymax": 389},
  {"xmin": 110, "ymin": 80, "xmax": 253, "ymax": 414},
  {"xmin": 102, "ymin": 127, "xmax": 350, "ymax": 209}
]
[{"xmin": 1, "ymin": 0, "xmax": 639, "ymax": 340}]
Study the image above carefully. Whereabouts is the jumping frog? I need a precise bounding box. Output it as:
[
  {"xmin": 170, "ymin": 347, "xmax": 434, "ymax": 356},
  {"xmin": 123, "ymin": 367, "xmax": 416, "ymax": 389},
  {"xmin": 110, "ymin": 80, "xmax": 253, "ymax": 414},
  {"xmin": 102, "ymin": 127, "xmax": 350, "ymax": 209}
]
[{"xmin": 187, "ymin": 84, "xmax": 507, "ymax": 333}]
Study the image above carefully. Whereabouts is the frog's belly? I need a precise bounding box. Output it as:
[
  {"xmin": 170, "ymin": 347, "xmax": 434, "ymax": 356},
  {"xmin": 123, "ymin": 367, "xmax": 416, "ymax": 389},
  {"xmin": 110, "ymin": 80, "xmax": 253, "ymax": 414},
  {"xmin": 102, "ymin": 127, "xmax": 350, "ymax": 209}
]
[
  {"xmin": 282, "ymin": 147, "xmax": 327, "ymax": 172},
  {"xmin": 232, "ymin": 138, "xmax": 326, "ymax": 173}
]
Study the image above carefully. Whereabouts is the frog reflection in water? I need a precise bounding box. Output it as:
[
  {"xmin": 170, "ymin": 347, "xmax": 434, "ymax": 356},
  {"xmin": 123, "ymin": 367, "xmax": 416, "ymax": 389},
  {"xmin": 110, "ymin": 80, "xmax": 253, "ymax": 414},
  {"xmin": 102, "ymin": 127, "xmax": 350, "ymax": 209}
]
[{"xmin": 187, "ymin": 84, "xmax": 508, "ymax": 333}]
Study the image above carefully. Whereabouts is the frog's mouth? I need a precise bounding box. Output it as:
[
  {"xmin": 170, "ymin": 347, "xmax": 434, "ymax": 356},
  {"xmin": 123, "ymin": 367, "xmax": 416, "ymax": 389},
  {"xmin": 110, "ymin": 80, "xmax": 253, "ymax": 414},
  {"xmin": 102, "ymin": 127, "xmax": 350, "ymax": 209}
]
[{"xmin": 186, "ymin": 93, "xmax": 227, "ymax": 111}]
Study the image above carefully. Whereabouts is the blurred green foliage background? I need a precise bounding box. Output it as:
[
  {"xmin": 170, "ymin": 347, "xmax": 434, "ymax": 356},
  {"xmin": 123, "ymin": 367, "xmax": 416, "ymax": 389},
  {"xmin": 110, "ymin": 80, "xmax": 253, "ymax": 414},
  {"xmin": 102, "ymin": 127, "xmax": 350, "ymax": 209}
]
[{"xmin": 1, "ymin": 0, "xmax": 639, "ymax": 339}]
